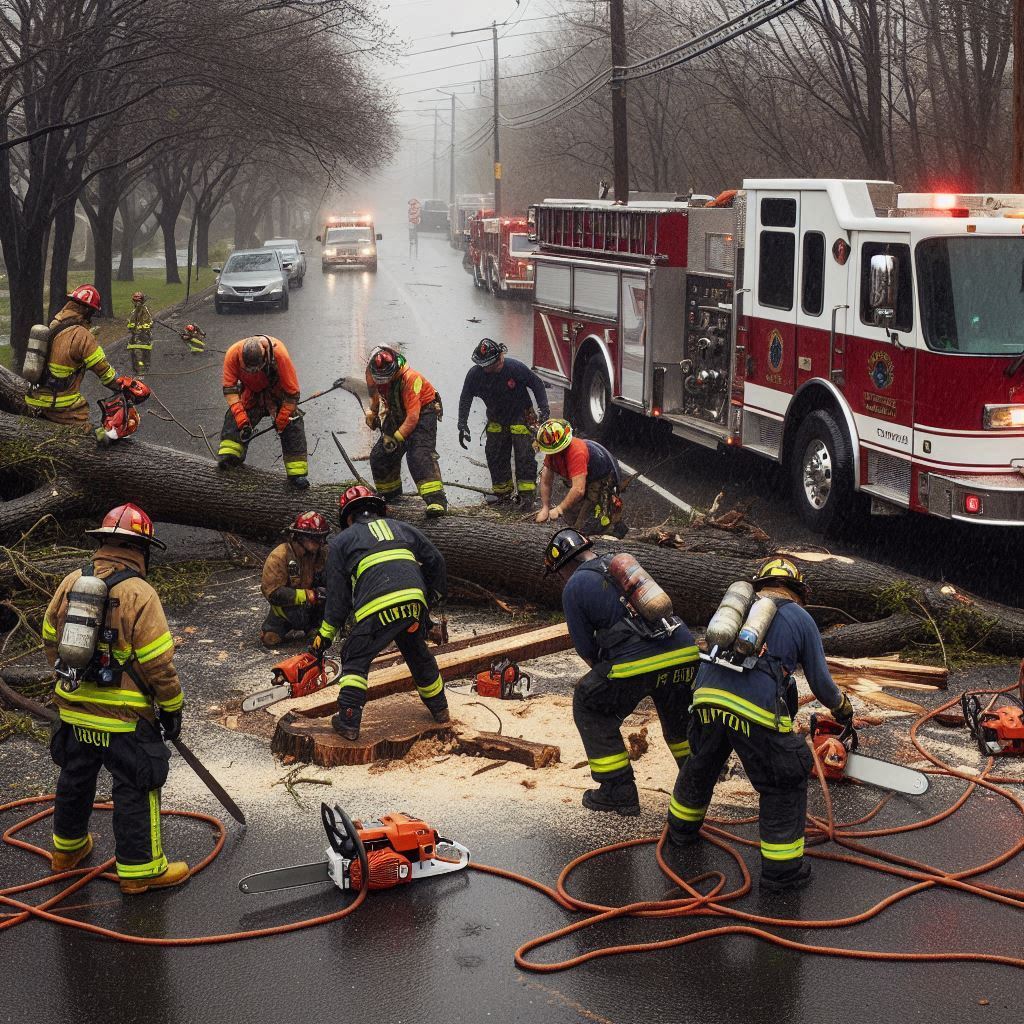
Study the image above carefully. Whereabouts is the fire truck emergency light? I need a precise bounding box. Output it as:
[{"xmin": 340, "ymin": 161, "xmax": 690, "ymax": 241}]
[
  {"xmin": 983, "ymin": 404, "xmax": 1024, "ymax": 430},
  {"xmin": 964, "ymin": 494, "xmax": 983, "ymax": 515}
]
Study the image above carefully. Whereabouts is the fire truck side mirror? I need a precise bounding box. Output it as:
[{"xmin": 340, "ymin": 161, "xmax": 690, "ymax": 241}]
[
  {"xmin": 527, "ymin": 205, "xmax": 537, "ymax": 242},
  {"xmin": 869, "ymin": 254, "xmax": 898, "ymax": 330},
  {"xmin": 376, "ymin": 233, "xmax": 383, "ymax": 241}
]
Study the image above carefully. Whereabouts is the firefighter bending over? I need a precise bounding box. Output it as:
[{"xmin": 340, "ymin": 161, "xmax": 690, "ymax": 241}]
[
  {"xmin": 310, "ymin": 485, "xmax": 449, "ymax": 741},
  {"xmin": 365, "ymin": 346, "xmax": 447, "ymax": 517},
  {"xmin": 545, "ymin": 529, "xmax": 699, "ymax": 816},
  {"xmin": 41, "ymin": 504, "xmax": 190, "ymax": 894},
  {"xmin": 260, "ymin": 511, "xmax": 330, "ymax": 647},
  {"xmin": 457, "ymin": 338, "xmax": 549, "ymax": 509},
  {"xmin": 126, "ymin": 291, "xmax": 154, "ymax": 375},
  {"xmin": 668, "ymin": 558, "xmax": 854, "ymax": 892},
  {"xmin": 218, "ymin": 335, "xmax": 310, "ymax": 489},
  {"xmin": 535, "ymin": 418, "xmax": 626, "ymax": 538}
]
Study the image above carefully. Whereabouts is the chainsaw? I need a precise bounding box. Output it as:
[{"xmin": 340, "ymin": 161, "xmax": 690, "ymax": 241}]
[
  {"xmin": 241, "ymin": 652, "xmax": 342, "ymax": 712},
  {"xmin": 474, "ymin": 658, "xmax": 531, "ymax": 700},
  {"xmin": 96, "ymin": 376, "xmax": 150, "ymax": 445},
  {"xmin": 238, "ymin": 803, "xmax": 470, "ymax": 895},
  {"xmin": 961, "ymin": 691, "xmax": 1024, "ymax": 756},
  {"xmin": 809, "ymin": 714, "xmax": 929, "ymax": 795}
]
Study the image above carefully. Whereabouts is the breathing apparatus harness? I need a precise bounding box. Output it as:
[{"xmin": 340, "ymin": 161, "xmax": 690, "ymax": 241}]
[{"xmin": 591, "ymin": 554, "xmax": 682, "ymax": 659}]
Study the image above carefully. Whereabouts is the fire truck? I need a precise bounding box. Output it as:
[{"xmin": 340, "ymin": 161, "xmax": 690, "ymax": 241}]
[
  {"xmin": 469, "ymin": 215, "xmax": 534, "ymax": 296},
  {"xmin": 530, "ymin": 181, "xmax": 1024, "ymax": 532},
  {"xmin": 449, "ymin": 193, "xmax": 494, "ymax": 249},
  {"xmin": 316, "ymin": 214, "xmax": 382, "ymax": 271}
]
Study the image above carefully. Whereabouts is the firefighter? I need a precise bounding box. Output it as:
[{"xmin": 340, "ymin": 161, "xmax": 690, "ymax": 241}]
[
  {"xmin": 667, "ymin": 558, "xmax": 854, "ymax": 892},
  {"xmin": 126, "ymin": 291, "xmax": 154, "ymax": 375},
  {"xmin": 310, "ymin": 485, "xmax": 449, "ymax": 741},
  {"xmin": 41, "ymin": 504, "xmax": 189, "ymax": 894},
  {"xmin": 544, "ymin": 528, "xmax": 700, "ymax": 816},
  {"xmin": 365, "ymin": 346, "xmax": 446, "ymax": 517},
  {"xmin": 260, "ymin": 511, "xmax": 330, "ymax": 647},
  {"xmin": 456, "ymin": 338, "xmax": 550, "ymax": 509},
  {"xmin": 535, "ymin": 418, "xmax": 626, "ymax": 538},
  {"xmin": 24, "ymin": 284, "xmax": 124, "ymax": 432},
  {"xmin": 218, "ymin": 335, "xmax": 310, "ymax": 489}
]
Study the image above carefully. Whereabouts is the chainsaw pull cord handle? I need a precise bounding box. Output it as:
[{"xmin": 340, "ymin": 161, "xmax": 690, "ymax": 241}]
[{"xmin": 321, "ymin": 803, "xmax": 369, "ymax": 889}]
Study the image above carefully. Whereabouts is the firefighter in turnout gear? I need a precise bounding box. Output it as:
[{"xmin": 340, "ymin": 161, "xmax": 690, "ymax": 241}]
[
  {"xmin": 668, "ymin": 557, "xmax": 854, "ymax": 892},
  {"xmin": 545, "ymin": 529, "xmax": 700, "ymax": 816},
  {"xmin": 126, "ymin": 291, "xmax": 154, "ymax": 375},
  {"xmin": 24, "ymin": 284, "xmax": 123, "ymax": 431},
  {"xmin": 535, "ymin": 418, "xmax": 626, "ymax": 538},
  {"xmin": 218, "ymin": 336, "xmax": 309, "ymax": 489},
  {"xmin": 41, "ymin": 504, "xmax": 190, "ymax": 894},
  {"xmin": 365, "ymin": 346, "xmax": 447, "ymax": 516},
  {"xmin": 457, "ymin": 338, "xmax": 550, "ymax": 509},
  {"xmin": 310, "ymin": 485, "xmax": 449, "ymax": 740},
  {"xmin": 260, "ymin": 511, "xmax": 330, "ymax": 647}
]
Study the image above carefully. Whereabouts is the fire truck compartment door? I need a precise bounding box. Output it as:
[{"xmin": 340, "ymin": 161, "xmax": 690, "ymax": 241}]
[{"xmin": 619, "ymin": 272, "xmax": 651, "ymax": 407}]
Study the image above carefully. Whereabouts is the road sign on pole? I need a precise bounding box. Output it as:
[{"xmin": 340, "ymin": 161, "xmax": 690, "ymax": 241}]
[{"xmin": 408, "ymin": 198, "xmax": 422, "ymax": 225}]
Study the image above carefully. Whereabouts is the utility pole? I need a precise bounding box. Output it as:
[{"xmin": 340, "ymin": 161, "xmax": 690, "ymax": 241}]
[
  {"xmin": 432, "ymin": 106, "xmax": 439, "ymax": 198},
  {"xmin": 449, "ymin": 92, "xmax": 457, "ymax": 209},
  {"xmin": 492, "ymin": 20, "xmax": 501, "ymax": 215},
  {"xmin": 1015, "ymin": 0, "xmax": 1024, "ymax": 191},
  {"xmin": 609, "ymin": 0, "xmax": 629, "ymax": 205}
]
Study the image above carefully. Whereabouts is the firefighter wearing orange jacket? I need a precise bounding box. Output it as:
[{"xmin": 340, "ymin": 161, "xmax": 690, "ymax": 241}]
[
  {"xmin": 365, "ymin": 346, "xmax": 447, "ymax": 517},
  {"xmin": 218, "ymin": 336, "xmax": 309, "ymax": 489}
]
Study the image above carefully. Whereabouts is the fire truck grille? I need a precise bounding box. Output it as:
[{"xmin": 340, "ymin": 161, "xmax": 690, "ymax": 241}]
[{"xmin": 866, "ymin": 449, "xmax": 911, "ymax": 501}]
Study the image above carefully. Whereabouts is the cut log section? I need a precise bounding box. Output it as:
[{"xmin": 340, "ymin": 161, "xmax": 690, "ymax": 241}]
[
  {"xmin": 453, "ymin": 728, "xmax": 560, "ymax": 769},
  {"xmin": 826, "ymin": 656, "xmax": 947, "ymax": 688}
]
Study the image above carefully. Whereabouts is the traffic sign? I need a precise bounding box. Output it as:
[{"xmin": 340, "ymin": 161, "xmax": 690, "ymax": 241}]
[
  {"xmin": 410, "ymin": 214, "xmax": 421, "ymax": 225},
  {"xmin": 408, "ymin": 198, "xmax": 422, "ymax": 225}
]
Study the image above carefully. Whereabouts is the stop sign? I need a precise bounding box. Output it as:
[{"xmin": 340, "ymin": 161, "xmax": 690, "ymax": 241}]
[{"xmin": 408, "ymin": 198, "xmax": 422, "ymax": 225}]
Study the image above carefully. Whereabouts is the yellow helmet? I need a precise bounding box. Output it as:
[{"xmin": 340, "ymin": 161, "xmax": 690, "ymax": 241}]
[
  {"xmin": 536, "ymin": 417, "xmax": 573, "ymax": 455},
  {"xmin": 752, "ymin": 557, "xmax": 807, "ymax": 599}
]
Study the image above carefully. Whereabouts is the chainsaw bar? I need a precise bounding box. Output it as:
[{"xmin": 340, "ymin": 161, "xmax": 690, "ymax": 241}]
[
  {"xmin": 238, "ymin": 858, "xmax": 331, "ymax": 894},
  {"xmin": 241, "ymin": 656, "xmax": 341, "ymax": 713},
  {"xmin": 843, "ymin": 752, "xmax": 929, "ymax": 795}
]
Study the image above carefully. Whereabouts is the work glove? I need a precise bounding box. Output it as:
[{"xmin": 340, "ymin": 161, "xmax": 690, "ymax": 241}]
[
  {"xmin": 238, "ymin": 424, "xmax": 253, "ymax": 443},
  {"xmin": 314, "ymin": 587, "xmax": 328, "ymax": 605},
  {"xmin": 458, "ymin": 424, "xmax": 471, "ymax": 450},
  {"xmin": 365, "ymin": 410, "xmax": 380, "ymax": 431},
  {"xmin": 832, "ymin": 693, "xmax": 855, "ymax": 728},
  {"xmin": 158, "ymin": 708, "xmax": 183, "ymax": 741},
  {"xmin": 382, "ymin": 434, "xmax": 400, "ymax": 454},
  {"xmin": 308, "ymin": 632, "xmax": 331, "ymax": 663},
  {"xmin": 275, "ymin": 406, "xmax": 294, "ymax": 433},
  {"xmin": 230, "ymin": 401, "xmax": 250, "ymax": 432}
]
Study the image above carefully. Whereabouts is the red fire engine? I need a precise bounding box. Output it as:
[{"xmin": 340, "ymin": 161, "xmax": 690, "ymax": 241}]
[
  {"xmin": 466, "ymin": 209, "xmax": 494, "ymax": 282},
  {"xmin": 449, "ymin": 193, "xmax": 493, "ymax": 250},
  {"xmin": 470, "ymin": 216, "xmax": 534, "ymax": 296},
  {"xmin": 530, "ymin": 182, "xmax": 1024, "ymax": 531}
]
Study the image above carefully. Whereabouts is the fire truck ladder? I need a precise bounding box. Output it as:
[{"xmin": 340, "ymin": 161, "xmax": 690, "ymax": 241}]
[{"xmin": 536, "ymin": 206, "xmax": 666, "ymax": 263}]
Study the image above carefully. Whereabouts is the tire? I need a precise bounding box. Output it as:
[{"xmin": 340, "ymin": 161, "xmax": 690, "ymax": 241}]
[
  {"xmin": 368, "ymin": 262, "xmax": 378, "ymax": 273},
  {"xmin": 297, "ymin": 275, "xmax": 304, "ymax": 288},
  {"xmin": 214, "ymin": 300, "xmax": 223, "ymax": 315},
  {"xmin": 573, "ymin": 356, "xmax": 614, "ymax": 443},
  {"xmin": 487, "ymin": 262, "xmax": 498, "ymax": 296},
  {"xmin": 472, "ymin": 260, "xmax": 484, "ymax": 289},
  {"xmin": 279, "ymin": 291, "xmax": 289, "ymax": 312},
  {"xmin": 789, "ymin": 408, "xmax": 855, "ymax": 534}
]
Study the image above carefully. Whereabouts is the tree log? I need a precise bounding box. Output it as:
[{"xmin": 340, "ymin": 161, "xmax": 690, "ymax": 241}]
[{"xmin": 453, "ymin": 729, "xmax": 560, "ymax": 769}]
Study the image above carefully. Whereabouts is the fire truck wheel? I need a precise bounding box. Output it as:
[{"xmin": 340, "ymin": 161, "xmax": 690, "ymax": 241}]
[
  {"xmin": 791, "ymin": 409, "xmax": 854, "ymax": 534},
  {"xmin": 575, "ymin": 357, "xmax": 614, "ymax": 442},
  {"xmin": 473, "ymin": 261, "xmax": 484, "ymax": 288}
]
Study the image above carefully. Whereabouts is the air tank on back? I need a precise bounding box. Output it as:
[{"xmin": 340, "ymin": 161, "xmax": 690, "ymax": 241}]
[
  {"xmin": 705, "ymin": 581, "xmax": 754, "ymax": 652},
  {"xmin": 734, "ymin": 596, "xmax": 779, "ymax": 657},
  {"xmin": 56, "ymin": 575, "xmax": 109, "ymax": 669},
  {"xmin": 607, "ymin": 553, "xmax": 674, "ymax": 622},
  {"xmin": 20, "ymin": 324, "xmax": 52, "ymax": 385}
]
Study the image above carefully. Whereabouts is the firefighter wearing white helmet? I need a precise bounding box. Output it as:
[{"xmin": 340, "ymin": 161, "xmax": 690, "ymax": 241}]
[{"xmin": 667, "ymin": 557, "xmax": 854, "ymax": 892}]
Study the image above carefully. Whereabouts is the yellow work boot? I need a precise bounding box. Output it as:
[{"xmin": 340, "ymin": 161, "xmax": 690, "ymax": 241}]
[
  {"xmin": 50, "ymin": 834, "xmax": 94, "ymax": 872},
  {"xmin": 119, "ymin": 861, "xmax": 191, "ymax": 895}
]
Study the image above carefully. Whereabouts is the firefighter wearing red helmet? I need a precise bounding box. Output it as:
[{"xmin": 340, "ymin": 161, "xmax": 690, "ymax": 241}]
[
  {"xmin": 41, "ymin": 504, "xmax": 191, "ymax": 895},
  {"xmin": 126, "ymin": 291, "xmax": 154, "ymax": 375},
  {"xmin": 24, "ymin": 284, "xmax": 125, "ymax": 431},
  {"xmin": 217, "ymin": 335, "xmax": 310, "ymax": 489},
  {"xmin": 364, "ymin": 346, "xmax": 447, "ymax": 516},
  {"xmin": 259, "ymin": 511, "xmax": 331, "ymax": 647},
  {"xmin": 309, "ymin": 485, "xmax": 449, "ymax": 740}
]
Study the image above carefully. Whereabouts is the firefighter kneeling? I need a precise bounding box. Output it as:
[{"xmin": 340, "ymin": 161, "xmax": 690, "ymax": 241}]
[
  {"xmin": 545, "ymin": 529, "xmax": 700, "ymax": 816},
  {"xmin": 41, "ymin": 504, "xmax": 189, "ymax": 894},
  {"xmin": 667, "ymin": 558, "xmax": 854, "ymax": 892},
  {"xmin": 260, "ymin": 511, "xmax": 330, "ymax": 647},
  {"xmin": 311, "ymin": 485, "xmax": 450, "ymax": 741}
]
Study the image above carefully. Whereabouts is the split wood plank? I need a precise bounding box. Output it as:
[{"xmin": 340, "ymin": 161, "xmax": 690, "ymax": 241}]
[
  {"xmin": 827, "ymin": 656, "xmax": 947, "ymax": 688},
  {"xmin": 839, "ymin": 677, "xmax": 927, "ymax": 715},
  {"xmin": 454, "ymin": 728, "xmax": 560, "ymax": 769},
  {"xmin": 369, "ymin": 621, "xmax": 548, "ymax": 674}
]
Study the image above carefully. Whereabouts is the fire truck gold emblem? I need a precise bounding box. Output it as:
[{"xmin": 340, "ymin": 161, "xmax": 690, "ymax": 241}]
[
  {"xmin": 869, "ymin": 350, "xmax": 894, "ymax": 390},
  {"xmin": 767, "ymin": 330, "xmax": 784, "ymax": 373}
]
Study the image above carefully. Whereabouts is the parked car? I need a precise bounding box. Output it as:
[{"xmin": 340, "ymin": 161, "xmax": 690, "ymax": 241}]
[
  {"xmin": 263, "ymin": 238, "xmax": 306, "ymax": 287},
  {"xmin": 213, "ymin": 249, "xmax": 290, "ymax": 313},
  {"xmin": 420, "ymin": 199, "xmax": 449, "ymax": 233}
]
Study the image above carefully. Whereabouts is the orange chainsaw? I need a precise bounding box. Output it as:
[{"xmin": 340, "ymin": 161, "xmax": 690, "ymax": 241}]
[
  {"xmin": 238, "ymin": 803, "xmax": 470, "ymax": 895},
  {"xmin": 241, "ymin": 652, "xmax": 341, "ymax": 712},
  {"xmin": 474, "ymin": 658, "xmax": 531, "ymax": 700},
  {"xmin": 961, "ymin": 691, "xmax": 1024, "ymax": 756}
]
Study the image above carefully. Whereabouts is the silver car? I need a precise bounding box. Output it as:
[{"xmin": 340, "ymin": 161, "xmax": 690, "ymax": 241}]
[
  {"xmin": 263, "ymin": 238, "xmax": 307, "ymax": 288},
  {"xmin": 213, "ymin": 249, "xmax": 290, "ymax": 313}
]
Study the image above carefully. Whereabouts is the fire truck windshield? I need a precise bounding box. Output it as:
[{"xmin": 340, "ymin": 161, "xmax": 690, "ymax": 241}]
[
  {"xmin": 917, "ymin": 236, "xmax": 1024, "ymax": 355},
  {"xmin": 509, "ymin": 233, "xmax": 532, "ymax": 255},
  {"xmin": 326, "ymin": 227, "xmax": 372, "ymax": 244}
]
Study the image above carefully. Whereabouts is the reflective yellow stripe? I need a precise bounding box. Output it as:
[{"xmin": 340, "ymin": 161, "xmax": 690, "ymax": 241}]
[
  {"xmin": 158, "ymin": 691, "xmax": 183, "ymax": 712},
  {"xmin": 117, "ymin": 851, "xmax": 169, "ymax": 879},
  {"xmin": 510, "ymin": 423, "xmax": 531, "ymax": 434},
  {"xmin": 417, "ymin": 480, "xmax": 443, "ymax": 495},
  {"xmin": 417, "ymin": 675, "xmax": 444, "ymax": 699},
  {"xmin": 47, "ymin": 362, "xmax": 76, "ymax": 378},
  {"xmin": 355, "ymin": 549, "xmax": 417, "ymax": 579},
  {"xmin": 393, "ymin": 429, "xmax": 404, "ymax": 443},
  {"xmin": 53, "ymin": 833, "xmax": 90, "ymax": 851},
  {"xmin": 294, "ymin": 589, "xmax": 307, "ymax": 606},
  {"xmin": 82, "ymin": 346, "xmax": 108, "ymax": 369},
  {"xmin": 150, "ymin": 789, "xmax": 162, "ymax": 860},
  {"xmin": 692, "ymin": 688, "xmax": 793, "ymax": 733},
  {"xmin": 491, "ymin": 481, "xmax": 514, "ymax": 495},
  {"xmin": 112, "ymin": 645, "xmax": 132, "ymax": 665},
  {"xmin": 56, "ymin": 685, "xmax": 150, "ymax": 708},
  {"xmin": 486, "ymin": 421, "xmax": 504, "ymax": 433},
  {"xmin": 667, "ymin": 740, "xmax": 691, "ymax": 759},
  {"xmin": 319, "ymin": 621, "xmax": 338, "ymax": 641},
  {"xmin": 339, "ymin": 674, "xmax": 368, "ymax": 691},
  {"xmin": 57, "ymin": 708, "xmax": 136, "ymax": 732},
  {"xmin": 135, "ymin": 632, "xmax": 174, "ymax": 664},
  {"xmin": 271, "ymin": 605, "xmax": 287, "ymax": 618},
  {"xmin": 42, "ymin": 618, "xmax": 58, "ymax": 642},
  {"xmin": 98, "ymin": 366, "xmax": 116, "ymax": 385},
  {"xmin": 607, "ymin": 646, "xmax": 700, "ymax": 679},
  {"xmin": 219, "ymin": 439, "xmax": 244, "ymax": 457},
  {"xmin": 367, "ymin": 520, "xmax": 395, "ymax": 542},
  {"xmin": 375, "ymin": 478, "xmax": 403, "ymax": 494},
  {"xmin": 761, "ymin": 837, "xmax": 805, "ymax": 861},
  {"xmin": 517, "ymin": 481, "xmax": 537, "ymax": 492},
  {"xmin": 668, "ymin": 796, "xmax": 706, "ymax": 822},
  {"xmin": 588, "ymin": 750, "xmax": 630, "ymax": 774},
  {"xmin": 355, "ymin": 588, "xmax": 426, "ymax": 623},
  {"xmin": 25, "ymin": 391, "xmax": 83, "ymax": 409},
  {"xmin": 285, "ymin": 459, "xmax": 308, "ymax": 477}
]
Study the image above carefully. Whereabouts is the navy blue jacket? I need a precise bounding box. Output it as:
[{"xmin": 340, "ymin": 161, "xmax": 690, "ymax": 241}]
[{"xmin": 457, "ymin": 357, "xmax": 550, "ymax": 427}]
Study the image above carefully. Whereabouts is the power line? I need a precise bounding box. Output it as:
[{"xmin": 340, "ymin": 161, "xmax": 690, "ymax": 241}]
[
  {"xmin": 387, "ymin": 44, "xmax": 568, "ymax": 80},
  {"xmin": 400, "ymin": 28, "xmax": 559, "ymax": 59}
]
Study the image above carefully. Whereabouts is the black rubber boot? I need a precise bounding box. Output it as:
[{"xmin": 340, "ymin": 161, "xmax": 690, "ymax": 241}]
[
  {"xmin": 331, "ymin": 711, "xmax": 360, "ymax": 742},
  {"xmin": 430, "ymin": 708, "xmax": 451, "ymax": 724},
  {"xmin": 515, "ymin": 494, "xmax": 535, "ymax": 513},
  {"xmin": 217, "ymin": 455, "xmax": 241, "ymax": 470},
  {"xmin": 761, "ymin": 861, "xmax": 813, "ymax": 893},
  {"xmin": 581, "ymin": 779, "xmax": 640, "ymax": 817},
  {"xmin": 666, "ymin": 825, "xmax": 702, "ymax": 848},
  {"xmin": 485, "ymin": 493, "xmax": 510, "ymax": 506},
  {"xmin": 289, "ymin": 475, "xmax": 310, "ymax": 490}
]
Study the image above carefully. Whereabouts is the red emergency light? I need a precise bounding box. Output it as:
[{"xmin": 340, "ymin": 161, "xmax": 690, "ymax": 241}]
[{"xmin": 964, "ymin": 493, "xmax": 982, "ymax": 515}]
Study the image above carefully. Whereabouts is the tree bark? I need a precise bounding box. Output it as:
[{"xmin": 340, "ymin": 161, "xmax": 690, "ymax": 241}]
[{"xmin": 47, "ymin": 198, "xmax": 78, "ymax": 319}]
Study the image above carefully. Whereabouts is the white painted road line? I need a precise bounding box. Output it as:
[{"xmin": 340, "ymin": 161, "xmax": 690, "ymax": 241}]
[{"xmin": 618, "ymin": 461, "xmax": 694, "ymax": 515}]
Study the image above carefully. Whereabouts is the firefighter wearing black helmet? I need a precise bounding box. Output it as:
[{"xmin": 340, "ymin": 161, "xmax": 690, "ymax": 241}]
[
  {"xmin": 309, "ymin": 485, "xmax": 449, "ymax": 740},
  {"xmin": 667, "ymin": 557, "xmax": 854, "ymax": 892},
  {"xmin": 259, "ymin": 511, "xmax": 330, "ymax": 647},
  {"xmin": 544, "ymin": 528, "xmax": 700, "ymax": 817},
  {"xmin": 456, "ymin": 338, "xmax": 550, "ymax": 509}
]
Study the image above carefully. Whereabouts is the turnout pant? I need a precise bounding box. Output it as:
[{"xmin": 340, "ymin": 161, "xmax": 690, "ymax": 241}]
[
  {"xmin": 50, "ymin": 719, "xmax": 171, "ymax": 880},
  {"xmin": 127, "ymin": 329, "xmax": 153, "ymax": 374},
  {"xmin": 370, "ymin": 406, "xmax": 447, "ymax": 512},
  {"xmin": 218, "ymin": 396, "xmax": 309, "ymax": 480},
  {"xmin": 573, "ymin": 666, "xmax": 692, "ymax": 783},
  {"xmin": 260, "ymin": 604, "xmax": 323, "ymax": 644},
  {"xmin": 485, "ymin": 419, "xmax": 537, "ymax": 498},
  {"xmin": 572, "ymin": 473, "xmax": 625, "ymax": 537},
  {"xmin": 669, "ymin": 710, "xmax": 813, "ymax": 882},
  {"xmin": 335, "ymin": 601, "xmax": 447, "ymax": 730}
]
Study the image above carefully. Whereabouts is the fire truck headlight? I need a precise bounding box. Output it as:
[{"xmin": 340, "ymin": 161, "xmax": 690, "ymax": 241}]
[
  {"xmin": 324, "ymin": 247, "xmax": 337, "ymax": 257},
  {"xmin": 360, "ymin": 247, "xmax": 375, "ymax": 256},
  {"xmin": 983, "ymin": 404, "xmax": 1024, "ymax": 429}
]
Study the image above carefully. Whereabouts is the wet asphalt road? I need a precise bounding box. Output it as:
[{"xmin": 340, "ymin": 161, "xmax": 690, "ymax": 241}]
[{"xmin": 3, "ymin": 225, "xmax": 1023, "ymax": 1022}]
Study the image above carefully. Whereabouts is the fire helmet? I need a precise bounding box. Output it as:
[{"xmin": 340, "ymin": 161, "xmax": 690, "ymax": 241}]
[
  {"xmin": 68, "ymin": 284, "xmax": 101, "ymax": 312},
  {"xmin": 535, "ymin": 418, "xmax": 573, "ymax": 455},
  {"xmin": 288, "ymin": 511, "xmax": 330, "ymax": 539},
  {"xmin": 131, "ymin": 291, "xmax": 145, "ymax": 304},
  {"xmin": 543, "ymin": 528, "xmax": 592, "ymax": 576},
  {"xmin": 241, "ymin": 336, "xmax": 271, "ymax": 370},
  {"xmin": 367, "ymin": 346, "xmax": 405, "ymax": 383},
  {"xmin": 338, "ymin": 484, "xmax": 386, "ymax": 527},
  {"xmin": 85, "ymin": 503, "xmax": 166, "ymax": 550},
  {"xmin": 471, "ymin": 338, "xmax": 507, "ymax": 367},
  {"xmin": 752, "ymin": 557, "xmax": 807, "ymax": 600}
]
